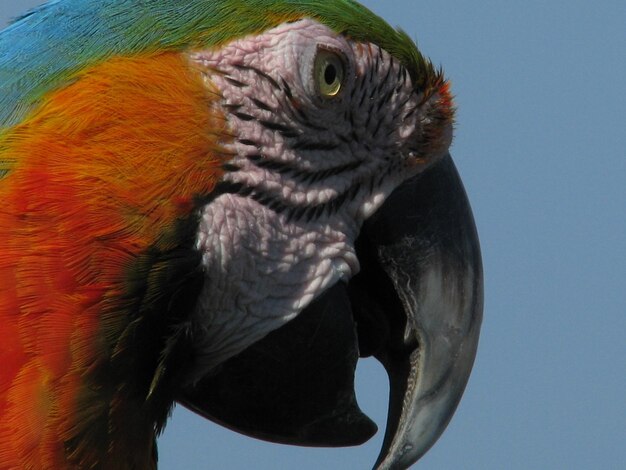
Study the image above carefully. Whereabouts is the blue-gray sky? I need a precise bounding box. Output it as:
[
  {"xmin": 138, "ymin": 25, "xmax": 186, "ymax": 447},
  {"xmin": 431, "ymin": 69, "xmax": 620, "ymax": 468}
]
[{"xmin": 1, "ymin": 1, "xmax": 624, "ymax": 468}]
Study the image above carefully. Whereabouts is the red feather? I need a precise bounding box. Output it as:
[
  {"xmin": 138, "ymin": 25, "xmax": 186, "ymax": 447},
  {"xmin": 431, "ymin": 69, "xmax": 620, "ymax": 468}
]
[{"xmin": 0, "ymin": 52, "xmax": 228, "ymax": 468}]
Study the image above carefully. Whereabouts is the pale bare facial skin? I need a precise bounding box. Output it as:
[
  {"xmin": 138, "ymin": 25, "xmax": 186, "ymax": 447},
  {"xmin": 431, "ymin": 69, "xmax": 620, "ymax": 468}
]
[{"xmin": 185, "ymin": 19, "xmax": 453, "ymax": 382}]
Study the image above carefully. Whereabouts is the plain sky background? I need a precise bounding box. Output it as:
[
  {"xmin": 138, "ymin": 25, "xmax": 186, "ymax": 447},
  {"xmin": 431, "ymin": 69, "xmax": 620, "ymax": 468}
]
[{"xmin": 1, "ymin": 1, "xmax": 624, "ymax": 469}]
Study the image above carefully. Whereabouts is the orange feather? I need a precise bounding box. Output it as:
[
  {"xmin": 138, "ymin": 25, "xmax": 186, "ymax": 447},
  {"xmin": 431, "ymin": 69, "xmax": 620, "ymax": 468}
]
[{"xmin": 0, "ymin": 52, "xmax": 228, "ymax": 468}]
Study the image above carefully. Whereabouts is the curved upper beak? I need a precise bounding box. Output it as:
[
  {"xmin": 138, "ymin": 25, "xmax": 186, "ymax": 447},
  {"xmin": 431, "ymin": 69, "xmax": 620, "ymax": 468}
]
[
  {"xmin": 352, "ymin": 153, "xmax": 483, "ymax": 468},
  {"xmin": 177, "ymin": 153, "xmax": 482, "ymax": 469}
]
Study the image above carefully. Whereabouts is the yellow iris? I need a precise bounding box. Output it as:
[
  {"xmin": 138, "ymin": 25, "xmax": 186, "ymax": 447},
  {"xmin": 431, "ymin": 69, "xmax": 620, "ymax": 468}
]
[{"xmin": 314, "ymin": 49, "xmax": 345, "ymax": 98}]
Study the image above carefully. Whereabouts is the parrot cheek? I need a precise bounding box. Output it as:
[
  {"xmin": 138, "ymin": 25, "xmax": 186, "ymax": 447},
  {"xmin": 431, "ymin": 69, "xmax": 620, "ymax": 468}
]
[{"xmin": 185, "ymin": 194, "xmax": 363, "ymax": 382}]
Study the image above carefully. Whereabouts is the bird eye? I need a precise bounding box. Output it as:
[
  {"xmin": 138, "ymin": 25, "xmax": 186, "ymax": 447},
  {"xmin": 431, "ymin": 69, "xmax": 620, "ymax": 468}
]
[{"xmin": 314, "ymin": 49, "xmax": 346, "ymax": 98}]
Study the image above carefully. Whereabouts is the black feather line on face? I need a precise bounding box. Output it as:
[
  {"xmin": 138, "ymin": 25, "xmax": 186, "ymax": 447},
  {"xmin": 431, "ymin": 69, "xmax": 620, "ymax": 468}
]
[
  {"xmin": 233, "ymin": 63, "xmax": 281, "ymax": 90},
  {"xmin": 251, "ymin": 98, "xmax": 273, "ymax": 112},
  {"xmin": 224, "ymin": 76, "xmax": 247, "ymax": 88},
  {"xmin": 291, "ymin": 140, "xmax": 340, "ymax": 151},
  {"xmin": 204, "ymin": 170, "xmax": 386, "ymax": 225}
]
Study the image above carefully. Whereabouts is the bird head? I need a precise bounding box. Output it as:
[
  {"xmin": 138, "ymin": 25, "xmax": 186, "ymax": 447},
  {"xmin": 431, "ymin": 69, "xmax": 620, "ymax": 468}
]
[{"xmin": 0, "ymin": 2, "xmax": 482, "ymax": 468}]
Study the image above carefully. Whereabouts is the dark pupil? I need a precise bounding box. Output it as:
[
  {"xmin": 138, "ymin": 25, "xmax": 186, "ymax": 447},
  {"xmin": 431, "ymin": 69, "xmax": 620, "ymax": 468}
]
[{"xmin": 324, "ymin": 64, "xmax": 337, "ymax": 85}]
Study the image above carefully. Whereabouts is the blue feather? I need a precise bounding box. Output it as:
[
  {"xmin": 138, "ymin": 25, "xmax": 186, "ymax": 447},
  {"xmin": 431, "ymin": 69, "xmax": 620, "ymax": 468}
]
[{"xmin": 0, "ymin": 0, "xmax": 422, "ymax": 130}]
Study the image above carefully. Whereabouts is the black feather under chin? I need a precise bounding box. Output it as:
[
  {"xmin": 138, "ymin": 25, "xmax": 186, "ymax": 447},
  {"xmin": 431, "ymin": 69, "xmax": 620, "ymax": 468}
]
[
  {"xmin": 112, "ymin": 210, "xmax": 206, "ymax": 426},
  {"xmin": 63, "ymin": 208, "xmax": 208, "ymax": 466}
]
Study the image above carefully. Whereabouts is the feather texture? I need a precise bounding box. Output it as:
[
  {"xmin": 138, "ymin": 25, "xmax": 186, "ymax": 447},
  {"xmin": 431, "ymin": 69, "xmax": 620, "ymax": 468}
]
[
  {"xmin": 0, "ymin": 51, "xmax": 227, "ymax": 468},
  {"xmin": 0, "ymin": 0, "xmax": 432, "ymax": 129}
]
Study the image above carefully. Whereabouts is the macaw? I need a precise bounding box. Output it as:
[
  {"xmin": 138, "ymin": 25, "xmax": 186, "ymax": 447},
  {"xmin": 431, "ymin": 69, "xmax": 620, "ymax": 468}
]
[{"xmin": 0, "ymin": 1, "xmax": 483, "ymax": 469}]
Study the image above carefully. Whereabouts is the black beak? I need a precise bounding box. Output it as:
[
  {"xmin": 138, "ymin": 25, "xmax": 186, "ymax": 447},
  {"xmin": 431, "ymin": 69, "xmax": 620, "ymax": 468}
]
[{"xmin": 177, "ymin": 154, "xmax": 483, "ymax": 468}]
